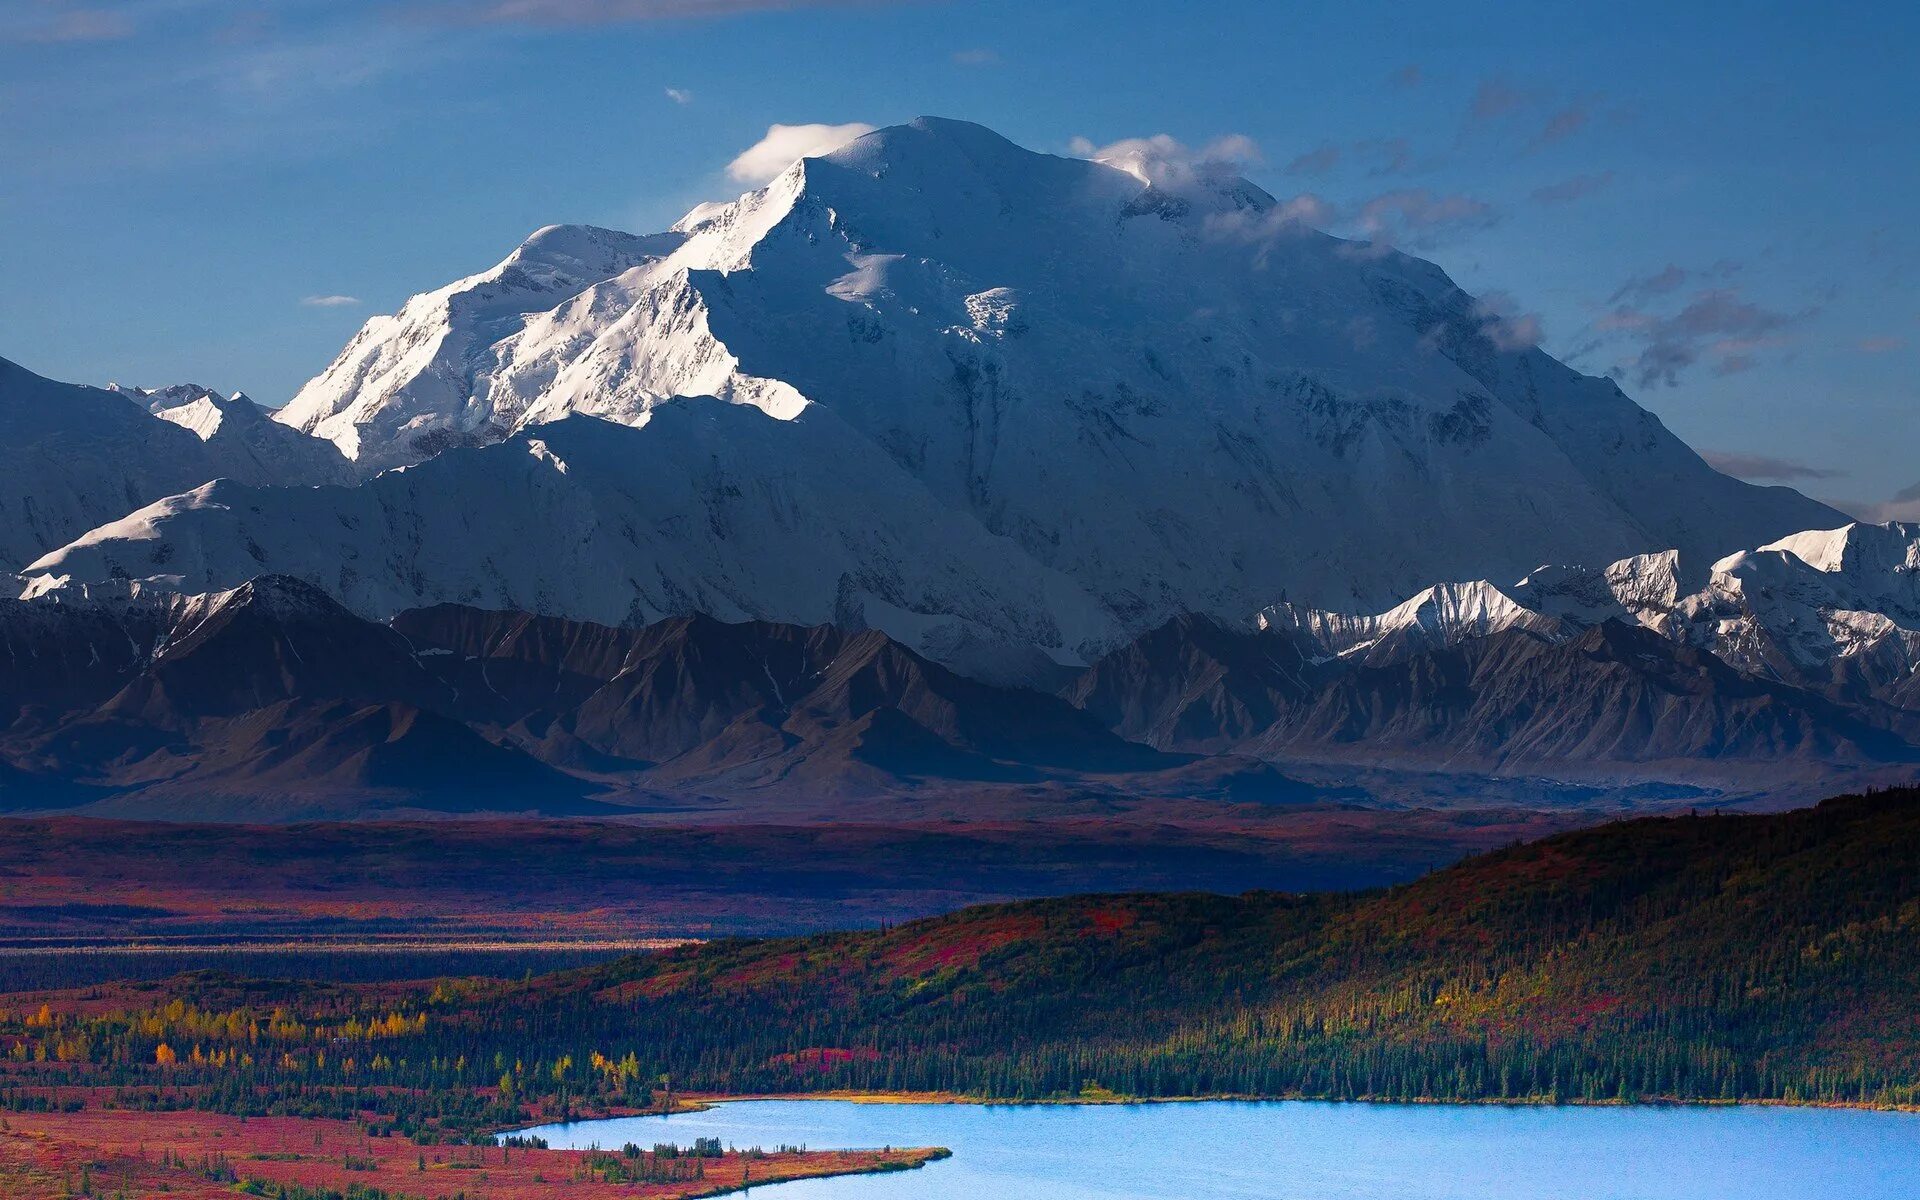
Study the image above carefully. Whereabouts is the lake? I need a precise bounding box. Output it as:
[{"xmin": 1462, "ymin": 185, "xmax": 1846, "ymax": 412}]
[{"xmin": 509, "ymin": 1098, "xmax": 1919, "ymax": 1198}]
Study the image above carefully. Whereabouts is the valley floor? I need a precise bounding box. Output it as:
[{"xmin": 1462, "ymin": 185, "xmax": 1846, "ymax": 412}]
[{"xmin": 0, "ymin": 809, "xmax": 1580, "ymax": 956}]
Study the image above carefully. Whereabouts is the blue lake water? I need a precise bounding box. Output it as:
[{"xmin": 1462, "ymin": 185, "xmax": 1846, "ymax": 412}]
[{"xmin": 511, "ymin": 1098, "xmax": 1919, "ymax": 1198}]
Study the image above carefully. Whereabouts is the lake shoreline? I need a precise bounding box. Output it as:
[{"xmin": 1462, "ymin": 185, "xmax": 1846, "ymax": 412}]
[{"xmin": 670, "ymin": 1089, "xmax": 1920, "ymax": 1116}]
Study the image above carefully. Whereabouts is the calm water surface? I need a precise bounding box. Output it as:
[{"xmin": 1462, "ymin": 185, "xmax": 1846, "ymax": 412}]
[{"xmin": 511, "ymin": 1098, "xmax": 1918, "ymax": 1198}]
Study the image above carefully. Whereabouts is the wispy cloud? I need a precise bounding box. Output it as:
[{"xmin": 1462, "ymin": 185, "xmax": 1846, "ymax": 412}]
[
  {"xmin": 1202, "ymin": 194, "xmax": 1337, "ymax": 266},
  {"xmin": 1284, "ymin": 143, "xmax": 1340, "ymax": 176},
  {"xmin": 951, "ymin": 47, "xmax": 998, "ymax": 66},
  {"xmin": 1354, "ymin": 188, "xmax": 1498, "ymax": 250},
  {"xmin": 1609, "ymin": 263, "xmax": 1692, "ymax": 306},
  {"xmin": 1355, "ymin": 137, "xmax": 1414, "ymax": 176},
  {"xmin": 3, "ymin": 4, "xmax": 134, "ymax": 44},
  {"xmin": 1856, "ymin": 335, "xmax": 1904, "ymax": 353},
  {"xmin": 301, "ymin": 294, "xmax": 362, "ymax": 307},
  {"xmin": 1469, "ymin": 79, "xmax": 1532, "ymax": 122},
  {"xmin": 1464, "ymin": 78, "xmax": 1605, "ymax": 151},
  {"xmin": 3, "ymin": 8, "xmax": 466, "ymax": 183},
  {"xmin": 1474, "ymin": 290, "xmax": 1545, "ymax": 351},
  {"xmin": 1531, "ymin": 171, "xmax": 1614, "ymax": 205},
  {"xmin": 664, "ymin": 86, "xmax": 692, "ymax": 104},
  {"xmin": 1069, "ymin": 132, "xmax": 1263, "ymax": 190},
  {"xmin": 1531, "ymin": 101, "xmax": 1591, "ymax": 148},
  {"xmin": 726, "ymin": 121, "xmax": 875, "ymax": 185},
  {"xmin": 449, "ymin": 0, "xmax": 886, "ymax": 25},
  {"xmin": 1279, "ymin": 137, "xmax": 1417, "ymax": 179},
  {"xmin": 1602, "ymin": 288, "xmax": 1807, "ymax": 387},
  {"xmin": 1699, "ymin": 450, "xmax": 1841, "ymax": 483},
  {"xmin": 1830, "ymin": 480, "xmax": 1920, "ymax": 524}
]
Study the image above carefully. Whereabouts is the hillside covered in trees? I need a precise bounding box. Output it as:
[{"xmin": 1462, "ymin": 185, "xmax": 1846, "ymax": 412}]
[
  {"xmin": 4, "ymin": 787, "xmax": 1918, "ymax": 1135},
  {"xmin": 537, "ymin": 785, "xmax": 1920, "ymax": 1106}
]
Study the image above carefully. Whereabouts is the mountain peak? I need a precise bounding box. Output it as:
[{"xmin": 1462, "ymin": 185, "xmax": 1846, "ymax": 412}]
[
  {"xmin": 506, "ymin": 223, "xmax": 683, "ymax": 279},
  {"xmin": 109, "ymin": 382, "xmax": 229, "ymax": 414},
  {"xmin": 1759, "ymin": 521, "xmax": 1920, "ymax": 579},
  {"xmin": 64, "ymin": 117, "xmax": 1842, "ymax": 676}
]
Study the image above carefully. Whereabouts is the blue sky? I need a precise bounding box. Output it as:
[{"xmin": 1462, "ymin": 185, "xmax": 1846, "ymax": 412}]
[{"xmin": 3, "ymin": 0, "xmax": 1915, "ymax": 515}]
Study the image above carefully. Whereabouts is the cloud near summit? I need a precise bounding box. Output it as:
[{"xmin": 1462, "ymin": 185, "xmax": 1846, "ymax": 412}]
[
  {"xmin": 726, "ymin": 122, "xmax": 876, "ymax": 186},
  {"xmin": 1067, "ymin": 132, "xmax": 1263, "ymax": 186}
]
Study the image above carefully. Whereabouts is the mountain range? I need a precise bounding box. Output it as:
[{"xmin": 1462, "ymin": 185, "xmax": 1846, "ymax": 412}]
[
  {"xmin": 0, "ymin": 360, "xmax": 349, "ymax": 578},
  {"xmin": 1, "ymin": 568, "xmax": 1913, "ymax": 819},
  {"xmin": 22, "ymin": 118, "xmax": 1838, "ymax": 677},
  {"xmin": 1, "ymin": 117, "xmax": 1913, "ymax": 817}
]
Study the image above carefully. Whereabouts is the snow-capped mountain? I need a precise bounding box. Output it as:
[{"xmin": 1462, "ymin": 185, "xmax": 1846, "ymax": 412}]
[
  {"xmin": 26, "ymin": 118, "xmax": 1842, "ymax": 677},
  {"xmin": 1257, "ymin": 521, "xmax": 1920, "ymax": 698},
  {"xmin": 112, "ymin": 382, "xmax": 355, "ymax": 486},
  {"xmin": 0, "ymin": 358, "xmax": 348, "ymax": 579},
  {"xmin": 1637, "ymin": 523, "xmax": 1920, "ymax": 688},
  {"xmin": 117, "ymin": 381, "xmax": 225, "ymax": 416},
  {"xmin": 1262, "ymin": 580, "xmax": 1565, "ymax": 665}
]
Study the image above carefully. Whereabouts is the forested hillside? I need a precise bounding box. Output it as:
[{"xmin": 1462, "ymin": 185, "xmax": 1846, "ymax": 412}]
[
  {"xmin": 552, "ymin": 785, "xmax": 1920, "ymax": 1105},
  {"xmin": 4, "ymin": 788, "xmax": 1918, "ymax": 1129}
]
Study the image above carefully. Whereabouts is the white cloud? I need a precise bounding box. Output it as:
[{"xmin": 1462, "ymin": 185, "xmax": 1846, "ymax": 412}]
[
  {"xmin": 1067, "ymin": 132, "xmax": 1262, "ymax": 188},
  {"xmin": 1473, "ymin": 291, "xmax": 1545, "ymax": 351},
  {"xmin": 1201, "ymin": 194, "xmax": 1336, "ymax": 269},
  {"xmin": 664, "ymin": 87, "xmax": 692, "ymax": 105},
  {"xmin": 301, "ymin": 294, "xmax": 361, "ymax": 307},
  {"xmin": 951, "ymin": 48, "xmax": 998, "ymax": 66},
  {"xmin": 726, "ymin": 121, "xmax": 876, "ymax": 185},
  {"xmin": 1205, "ymin": 194, "xmax": 1334, "ymax": 239}
]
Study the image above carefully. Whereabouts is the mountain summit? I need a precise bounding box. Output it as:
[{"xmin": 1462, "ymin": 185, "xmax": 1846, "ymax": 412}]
[{"xmin": 31, "ymin": 118, "xmax": 1839, "ymax": 678}]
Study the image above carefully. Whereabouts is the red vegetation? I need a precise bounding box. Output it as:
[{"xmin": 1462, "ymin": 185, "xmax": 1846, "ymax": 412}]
[
  {"xmin": 767, "ymin": 1047, "xmax": 883, "ymax": 1072},
  {"xmin": 876, "ymin": 912, "xmax": 1046, "ymax": 979},
  {"xmin": 1086, "ymin": 906, "xmax": 1139, "ymax": 936},
  {"xmin": 0, "ymin": 1104, "xmax": 944, "ymax": 1199}
]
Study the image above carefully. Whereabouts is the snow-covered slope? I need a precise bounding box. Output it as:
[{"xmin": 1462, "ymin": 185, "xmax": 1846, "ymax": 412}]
[
  {"xmin": 119, "ymin": 382, "xmax": 224, "ymax": 416},
  {"xmin": 0, "ymin": 359, "xmax": 348, "ymax": 580},
  {"xmin": 277, "ymin": 224, "xmax": 684, "ymax": 471},
  {"xmin": 112, "ymin": 383, "xmax": 355, "ymax": 486},
  {"xmin": 31, "ymin": 118, "xmax": 1841, "ymax": 675},
  {"xmin": 24, "ymin": 405, "xmax": 1119, "ymax": 682},
  {"xmin": 1257, "ymin": 522, "xmax": 1920, "ymax": 693},
  {"xmin": 1262, "ymin": 580, "xmax": 1565, "ymax": 665}
]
